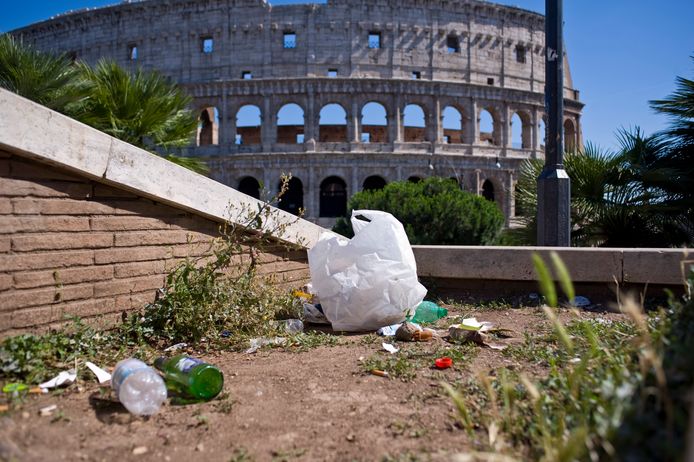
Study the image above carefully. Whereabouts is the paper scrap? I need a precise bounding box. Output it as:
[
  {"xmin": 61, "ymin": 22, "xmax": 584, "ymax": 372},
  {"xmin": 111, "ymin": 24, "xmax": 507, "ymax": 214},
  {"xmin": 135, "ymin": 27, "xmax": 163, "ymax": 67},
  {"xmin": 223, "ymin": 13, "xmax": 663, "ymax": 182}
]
[
  {"xmin": 164, "ymin": 342, "xmax": 188, "ymax": 352},
  {"xmin": 39, "ymin": 404, "xmax": 57, "ymax": 416},
  {"xmin": 382, "ymin": 342, "xmax": 399, "ymax": 354},
  {"xmin": 85, "ymin": 362, "xmax": 112, "ymax": 383},
  {"xmin": 39, "ymin": 369, "xmax": 76, "ymax": 390}
]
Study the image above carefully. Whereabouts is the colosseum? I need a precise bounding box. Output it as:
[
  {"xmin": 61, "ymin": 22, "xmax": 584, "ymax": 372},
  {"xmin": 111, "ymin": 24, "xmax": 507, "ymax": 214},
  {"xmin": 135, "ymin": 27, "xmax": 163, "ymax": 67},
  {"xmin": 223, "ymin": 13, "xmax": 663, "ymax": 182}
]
[{"xmin": 12, "ymin": 0, "xmax": 583, "ymax": 227}]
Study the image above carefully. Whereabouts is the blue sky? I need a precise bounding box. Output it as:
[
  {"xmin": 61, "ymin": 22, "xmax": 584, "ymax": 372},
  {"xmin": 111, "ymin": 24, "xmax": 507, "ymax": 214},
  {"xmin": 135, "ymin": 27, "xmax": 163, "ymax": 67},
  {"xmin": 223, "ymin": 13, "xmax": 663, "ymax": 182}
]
[{"xmin": 2, "ymin": 0, "xmax": 692, "ymax": 150}]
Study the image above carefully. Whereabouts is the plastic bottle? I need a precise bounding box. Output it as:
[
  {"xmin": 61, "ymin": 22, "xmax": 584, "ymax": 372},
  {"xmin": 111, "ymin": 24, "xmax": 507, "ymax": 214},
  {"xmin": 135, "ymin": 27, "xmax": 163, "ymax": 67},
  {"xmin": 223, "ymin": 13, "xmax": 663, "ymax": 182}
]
[
  {"xmin": 278, "ymin": 319, "xmax": 304, "ymax": 333},
  {"xmin": 111, "ymin": 358, "xmax": 167, "ymax": 416},
  {"xmin": 154, "ymin": 355, "xmax": 224, "ymax": 401},
  {"xmin": 408, "ymin": 301, "xmax": 448, "ymax": 324}
]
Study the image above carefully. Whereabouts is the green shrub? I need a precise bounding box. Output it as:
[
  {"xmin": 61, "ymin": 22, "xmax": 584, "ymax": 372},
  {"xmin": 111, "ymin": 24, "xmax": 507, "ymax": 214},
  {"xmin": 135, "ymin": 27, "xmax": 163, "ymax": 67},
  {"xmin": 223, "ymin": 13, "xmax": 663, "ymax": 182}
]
[{"xmin": 332, "ymin": 177, "xmax": 505, "ymax": 245}]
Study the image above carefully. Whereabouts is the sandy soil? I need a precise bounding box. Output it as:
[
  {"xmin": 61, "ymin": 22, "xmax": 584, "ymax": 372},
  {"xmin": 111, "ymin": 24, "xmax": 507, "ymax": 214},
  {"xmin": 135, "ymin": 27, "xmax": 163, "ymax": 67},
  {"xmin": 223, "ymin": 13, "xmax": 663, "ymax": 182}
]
[{"xmin": 0, "ymin": 306, "xmax": 625, "ymax": 462}]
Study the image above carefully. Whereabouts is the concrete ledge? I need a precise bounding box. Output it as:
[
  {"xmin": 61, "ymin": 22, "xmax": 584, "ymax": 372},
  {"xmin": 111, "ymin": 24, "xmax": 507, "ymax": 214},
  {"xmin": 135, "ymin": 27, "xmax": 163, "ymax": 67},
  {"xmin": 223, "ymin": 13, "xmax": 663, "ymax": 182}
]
[
  {"xmin": 413, "ymin": 245, "xmax": 692, "ymax": 300},
  {"xmin": 0, "ymin": 89, "xmax": 329, "ymax": 248}
]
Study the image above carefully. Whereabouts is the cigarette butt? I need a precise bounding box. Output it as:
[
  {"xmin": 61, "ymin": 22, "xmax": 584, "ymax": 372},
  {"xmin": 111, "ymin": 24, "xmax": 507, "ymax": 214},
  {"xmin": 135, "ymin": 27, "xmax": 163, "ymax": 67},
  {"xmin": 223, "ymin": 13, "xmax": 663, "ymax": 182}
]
[
  {"xmin": 28, "ymin": 387, "xmax": 45, "ymax": 394},
  {"xmin": 0, "ymin": 404, "xmax": 9, "ymax": 413},
  {"xmin": 370, "ymin": 369, "xmax": 389, "ymax": 378}
]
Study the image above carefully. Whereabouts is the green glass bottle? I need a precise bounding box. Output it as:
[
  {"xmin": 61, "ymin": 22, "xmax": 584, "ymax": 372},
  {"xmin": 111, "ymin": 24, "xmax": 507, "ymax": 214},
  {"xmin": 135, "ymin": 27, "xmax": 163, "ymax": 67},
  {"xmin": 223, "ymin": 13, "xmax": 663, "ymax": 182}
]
[
  {"xmin": 154, "ymin": 355, "xmax": 224, "ymax": 401},
  {"xmin": 408, "ymin": 301, "xmax": 448, "ymax": 324}
]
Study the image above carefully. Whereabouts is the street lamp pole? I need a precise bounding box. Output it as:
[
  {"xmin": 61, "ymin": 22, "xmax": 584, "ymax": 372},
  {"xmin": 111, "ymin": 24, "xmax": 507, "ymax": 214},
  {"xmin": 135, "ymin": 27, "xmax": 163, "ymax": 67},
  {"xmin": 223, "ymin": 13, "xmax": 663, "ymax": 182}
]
[{"xmin": 537, "ymin": 0, "xmax": 571, "ymax": 246}]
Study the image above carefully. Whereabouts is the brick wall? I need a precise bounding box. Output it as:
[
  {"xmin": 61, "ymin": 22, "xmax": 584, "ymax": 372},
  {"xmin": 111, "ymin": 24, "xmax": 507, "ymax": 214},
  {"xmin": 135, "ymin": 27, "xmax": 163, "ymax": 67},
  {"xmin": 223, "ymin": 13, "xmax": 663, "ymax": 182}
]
[{"xmin": 0, "ymin": 151, "xmax": 310, "ymax": 336}]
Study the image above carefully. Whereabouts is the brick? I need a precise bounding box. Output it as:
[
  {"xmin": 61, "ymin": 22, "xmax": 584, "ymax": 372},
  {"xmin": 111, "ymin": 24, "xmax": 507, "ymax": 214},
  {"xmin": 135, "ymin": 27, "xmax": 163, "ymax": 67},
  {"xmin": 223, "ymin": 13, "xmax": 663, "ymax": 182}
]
[
  {"xmin": 114, "ymin": 230, "xmax": 208, "ymax": 247},
  {"xmin": 12, "ymin": 198, "xmax": 115, "ymax": 215},
  {"xmin": 0, "ymin": 312, "xmax": 12, "ymax": 332},
  {"xmin": 0, "ymin": 216, "xmax": 90, "ymax": 234},
  {"xmin": 0, "ymin": 274, "xmax": 12, "ymax": 291},
  {"xmin": 0, "ymin": 250, "xmax": 94, "ymax": 272},
  {"xmin": 12, "ymin": 232, "xmax": 113, "ymax": 252},
  {"xmin": 172, "ymin": 242, "xmax": 215, "ymax": 258},
  {"xmin": 108, "ymin": 199, "xmax": 187, "ymax": 217},
  {"xmin": 116, "ymin": 291, "xmax": 158, "ymax": 311},
  {"xmin": 256, "ymin": 260, "xmax": 309, "ymax": 276},
  {"xmin": 90, "ymin": 216, "xmax": 170, "ymax": 231},
  {"xmin": 0, "ymin": 198, "xmax": 11, "ymax": 214},
  {"xmin": 14, "ymin": 266, "xmax": 114, "ymax": 289},
  {"xmin": 0, "ymin": 178, "xmax": 91, "ymax": 198},
  {"xmin": 0, "ymin": 284, "xmax": 94, "ymax": 311},
  {"xmin": 0, "ymin": 237, "xmax": 9, "ymax": 253},
  {"xmin": 114, "ymin": 260, "xmax": 167, "ymax": 278},
  {"xmin": 94, "ymin": 246, "xmax": 172, "ymax": 264},
  {"xmin": 10, "ymin": 306, "xmax": 57, "ymax": 329},
  {"xmin": 94, "ymin": 275, "xmax": 164, "ymax": 298},
  {"xmin": 169, "ymin": 216, "xmax": 221, "ymax": 235},
  {"xmin": 10, "ymin": 159, "xmax": 83, "ymax": 181},
  {"xmin": 92, "ymin": 185, "xmax": 138, "ymax": 199},
  {"xmin": 61, "ymin": 298, "xmax": 117, "ymax": 318}
]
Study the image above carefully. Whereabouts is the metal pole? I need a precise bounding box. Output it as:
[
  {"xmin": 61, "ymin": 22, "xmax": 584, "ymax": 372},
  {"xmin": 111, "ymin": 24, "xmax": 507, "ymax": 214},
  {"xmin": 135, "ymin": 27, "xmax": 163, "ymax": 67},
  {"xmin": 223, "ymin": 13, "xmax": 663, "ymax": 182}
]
[{"xmin": 537, "ymin": 0, "xmax": 571, "ymax": 246}]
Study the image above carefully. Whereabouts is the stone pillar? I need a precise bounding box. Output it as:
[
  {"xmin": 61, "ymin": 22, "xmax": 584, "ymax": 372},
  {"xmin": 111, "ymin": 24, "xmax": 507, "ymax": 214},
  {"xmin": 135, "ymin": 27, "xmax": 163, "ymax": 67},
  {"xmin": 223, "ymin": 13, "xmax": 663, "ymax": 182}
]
[
  {"xmin": 262, "ymin": 96, "xmax": 274, "ymax": 150},
  {"xmin": 505, "ymin": 172, "xmax": 515, "ymax": 225},
  {"xmin": 474, "ymin": 169, "xmax": 482, "ymax": 195},
  {"xmin": 305, "ymin": 91, "xmax": 316, "ymax": 144},
  {"xmin": 472, "ymin": 100, "xmax": 480, "ymax": 146},
  {"xmin": 501, "ymin": 103, "xmax": 510, "ymax": 151},
  {"xmin": 351, "ymin": 167, "xmax": 359, "ymax": 198},
  {"xmin": 392, "ymin": 95, "xmax": 402, "ymax": 143},
  {"xmin": 306, "ymin": 166, "xmax": 316, "ymax": 218},
  {"xmin": 430, "ymin": 97, "xmax": 441, "ymax": 144},
  {"xmin": 350, "ymin": 99, "xmax": 360, "ymax": 143}
]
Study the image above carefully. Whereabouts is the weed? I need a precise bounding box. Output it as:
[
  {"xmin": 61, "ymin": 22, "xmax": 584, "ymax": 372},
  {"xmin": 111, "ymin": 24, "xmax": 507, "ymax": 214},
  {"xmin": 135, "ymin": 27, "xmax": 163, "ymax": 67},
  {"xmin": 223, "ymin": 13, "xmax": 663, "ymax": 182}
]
[
  {"xmin": 285, "ymin": 331, "xmax": 342, "ymax": 352},
  {"xmin": 228, "ymin": 448, "xmax": 254, "ymax": 462},
  {"xmin": 271, "ymin": 448, "xmax": 306, "ymax": 461}
]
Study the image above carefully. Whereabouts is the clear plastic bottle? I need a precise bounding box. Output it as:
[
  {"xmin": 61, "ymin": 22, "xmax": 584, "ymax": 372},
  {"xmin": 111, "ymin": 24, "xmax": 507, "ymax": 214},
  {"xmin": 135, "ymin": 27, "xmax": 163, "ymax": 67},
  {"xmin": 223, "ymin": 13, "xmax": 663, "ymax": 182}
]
[
  {"xmin": 154, "ymin": 355, "xmax": 224, "ymax": 401},
  {"xmin": 279, "ymin": 319, "xmax": 304, "ymax": 333},
  {"xmin": 111, "ymin": 358, "xmax": 167, "ymax": 416}
]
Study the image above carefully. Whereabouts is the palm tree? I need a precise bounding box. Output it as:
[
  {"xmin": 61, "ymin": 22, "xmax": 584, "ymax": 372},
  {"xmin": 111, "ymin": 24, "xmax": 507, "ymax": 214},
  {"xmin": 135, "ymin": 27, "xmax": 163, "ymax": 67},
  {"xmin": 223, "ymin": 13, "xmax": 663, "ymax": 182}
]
[
  {"xmin": 0, "ymin": 34, "xmax": 87, "ymax": 113},
  {"xmin": 74, "ymin": 60, "xmax": 207, "ymax": 173}
]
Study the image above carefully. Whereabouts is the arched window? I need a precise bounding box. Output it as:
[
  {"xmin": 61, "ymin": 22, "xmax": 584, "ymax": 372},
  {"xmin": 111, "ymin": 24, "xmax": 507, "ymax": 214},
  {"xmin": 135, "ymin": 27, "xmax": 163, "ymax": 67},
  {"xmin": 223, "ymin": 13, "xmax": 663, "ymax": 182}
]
[
  {"xmin": 403, "ymin": 104, "xmax": 426, "ymax": 142},
  {"xmin": 320, "ymin": 176, "xmax": 347, "ymax": 217},
  {"xmin": 511, "ymin": 113, "xmax": 523, "ymax": 149},
  {"xmin": 278, "ymin": 177, "xmax": 304, "ymax": 216},
  {"xmin": 197, "ymin": 107, "xmax": 219, "ymax": 146},
  {"xmin": 277, "ymin": 103, "xmax": 305, "ymax": 144},
  {"xmin": 442, "ymin": 106, "xmax": 463, "ymax": 144},
  {"xmin": 236, "ymin": 105, "xmax": 262, "ymax": 145},
  {"xmin": 564, "ymin": 119, "xmax": 577, "ymax": 152},
  {"xmin": 362, "ymin": 175, "xmax": 387, "ymax": 191},
  {"xmin": 479, "ymin": 109, "xmax": 496, "ymax": 146},
  {"xmin": 482, "ymin": 179, "xmax": 495, "ymax": 202},
  {"xmin": 319, "ymin": 103, "xmax": 347, "ymax": 142},
  {"xmin": 408, "ymin": 176, "xmax": 422, "ymax": 183},
  {"xmin": 361, "ymin": 102, "xmax": 388, "ymax": 143},
  {"xmin": 238, "ymin": 177, "xmax": 260, "ymax": 199}
]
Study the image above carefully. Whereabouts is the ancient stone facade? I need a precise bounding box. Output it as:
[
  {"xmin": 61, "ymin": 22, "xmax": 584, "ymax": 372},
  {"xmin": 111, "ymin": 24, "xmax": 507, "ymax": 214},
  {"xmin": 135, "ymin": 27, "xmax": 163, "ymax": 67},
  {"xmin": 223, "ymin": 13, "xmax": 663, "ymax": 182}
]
[{"xmin": 13, "ymin": 0, "xmax": 584, "ymax": 226}]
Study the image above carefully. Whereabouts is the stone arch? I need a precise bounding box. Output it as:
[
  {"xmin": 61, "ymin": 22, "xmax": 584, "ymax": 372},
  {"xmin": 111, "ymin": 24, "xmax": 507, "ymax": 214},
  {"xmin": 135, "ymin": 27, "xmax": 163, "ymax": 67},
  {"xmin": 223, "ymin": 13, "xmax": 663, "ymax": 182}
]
[
  {"xmin": 319, "ymin": 103, "xmax": 348, "ymax": 142},
  {"xmin": 360, "ymin": 101, "xmax": 388, "ymax": 143},
  {"xmin": 362, "ymin": 175, "xmax": 387, "ymax": 191},
  {"xmin": 278, "ymin": 177, "xmax": 304, "ymax": 216},
  {"xmin": 319, "ymin": 176, "xmax": 348, "ymax": 217},
  {"xmin": 238, "ymin": 176, "xmax": 261, "ymax": 199},
  {"xmin": 197, "ymin": 106, "xmax": 219, "ymax": 146},
  {"xmin": 403, "ymin": 104, "xmax": 427, "ymax": 142},
  {"xmin": 277, "ymin": 103, "xmax": 305, "ymax": 144},
  {"xmin": 478, "ymin": 107, "xmax": 499, "ymax": 146},
  {"xmin": 408, "ymin": 176, "xmax": 422, "ymax": 183},
  {"xmin": 511, "ymin": 111, "xmax": 532, "ymax": 149},
  {"xmin": 235, "ymin": 104, "xmax": 262, "ymax": 145},
  {"xmin": 482, "ymin": 179, "xmax": 495, "ymax": 202},
  {"xmin": 442, "ymin": 106, "xmax": 463, "ymax": 144},
  {"xmin": 564, "ymin": 118, "xmax": 577, "ymax": 152}
]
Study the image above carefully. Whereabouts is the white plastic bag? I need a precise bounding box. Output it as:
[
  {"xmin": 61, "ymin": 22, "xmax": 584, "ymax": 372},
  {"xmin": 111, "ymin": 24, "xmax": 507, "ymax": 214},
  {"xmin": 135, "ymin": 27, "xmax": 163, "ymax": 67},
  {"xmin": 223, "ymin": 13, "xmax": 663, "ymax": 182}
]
[{"xmin": 308, "ymin": 210, "xmax": 427, "ymax": 331}]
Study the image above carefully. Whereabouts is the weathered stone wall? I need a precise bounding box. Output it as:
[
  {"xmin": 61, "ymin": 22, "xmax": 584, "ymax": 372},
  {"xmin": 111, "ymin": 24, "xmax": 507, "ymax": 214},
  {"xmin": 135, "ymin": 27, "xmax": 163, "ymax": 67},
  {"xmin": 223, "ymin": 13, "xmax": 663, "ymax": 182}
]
[
  {"xmin": 12, "ymin": 0, "xmax": 584, "ymax": 225},
  {"xmin": 0, "ymin": 152, "xmax": 309, "ymax": 336}
]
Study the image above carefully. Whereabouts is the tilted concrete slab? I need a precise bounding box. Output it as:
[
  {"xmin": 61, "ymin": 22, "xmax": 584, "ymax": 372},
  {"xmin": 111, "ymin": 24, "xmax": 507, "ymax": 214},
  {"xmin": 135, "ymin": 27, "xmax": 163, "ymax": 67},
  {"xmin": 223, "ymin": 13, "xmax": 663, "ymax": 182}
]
[{"xmin": 0, "ymin": 89, "xmax": 329, "ymax": 248}]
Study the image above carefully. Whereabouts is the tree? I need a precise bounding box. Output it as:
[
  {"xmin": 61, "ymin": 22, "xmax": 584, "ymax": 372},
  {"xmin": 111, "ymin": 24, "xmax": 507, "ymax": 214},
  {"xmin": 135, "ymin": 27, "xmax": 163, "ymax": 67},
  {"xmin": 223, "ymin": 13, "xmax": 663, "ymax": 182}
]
[
  {"xmin": 73, "ymin": 60, "xmax": 207, "ymax": 174},
  {"xmin": 0, "ymin": 34, "xmax": 87, "ymax": 113},
  {"xmin": 333, "ymin": 177, "xmax": 505, "ymax": 245}
]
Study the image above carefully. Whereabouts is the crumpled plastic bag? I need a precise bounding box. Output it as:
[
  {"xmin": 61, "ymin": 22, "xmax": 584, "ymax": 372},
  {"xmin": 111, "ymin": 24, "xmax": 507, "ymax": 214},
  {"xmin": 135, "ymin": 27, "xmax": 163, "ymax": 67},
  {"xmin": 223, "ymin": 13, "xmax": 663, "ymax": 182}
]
[{"xmin": 308, "ymin": 210, "xmax": 427, "ymax": 331}]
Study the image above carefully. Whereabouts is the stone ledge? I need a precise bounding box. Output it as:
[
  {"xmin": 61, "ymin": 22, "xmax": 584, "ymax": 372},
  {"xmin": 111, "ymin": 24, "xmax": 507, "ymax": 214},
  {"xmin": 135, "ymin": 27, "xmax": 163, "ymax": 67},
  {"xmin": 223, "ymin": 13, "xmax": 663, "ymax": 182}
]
[
  {"xmin": 413, "ymin": 245, "xmax": 692, "ymax": 286},
  {"xmin": 0, "ymin": 89, "xmax": 330, "ymax": 248}
]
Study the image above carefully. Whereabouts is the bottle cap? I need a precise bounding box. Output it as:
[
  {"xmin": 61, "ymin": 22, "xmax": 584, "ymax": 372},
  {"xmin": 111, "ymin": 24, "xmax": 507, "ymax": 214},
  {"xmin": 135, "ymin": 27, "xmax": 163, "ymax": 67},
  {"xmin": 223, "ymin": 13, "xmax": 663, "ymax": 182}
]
[{"xmin": 434, "ymin": 357, "xmax": 453, "ymax": 369}]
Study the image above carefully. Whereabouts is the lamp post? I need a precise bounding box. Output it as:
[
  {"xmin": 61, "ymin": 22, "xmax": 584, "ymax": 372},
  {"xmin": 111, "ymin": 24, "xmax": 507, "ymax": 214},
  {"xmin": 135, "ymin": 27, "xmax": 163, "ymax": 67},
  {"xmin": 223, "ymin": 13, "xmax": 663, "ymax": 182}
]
[{"xmin": 537, "ymin": 0, "xmax": 571, "ymax": 246}]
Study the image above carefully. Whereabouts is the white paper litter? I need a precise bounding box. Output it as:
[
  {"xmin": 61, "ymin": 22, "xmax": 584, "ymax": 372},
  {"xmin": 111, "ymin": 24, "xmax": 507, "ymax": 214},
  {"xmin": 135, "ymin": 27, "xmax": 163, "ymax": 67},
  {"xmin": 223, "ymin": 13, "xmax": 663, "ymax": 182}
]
[
  {"xmin": 458, "ymin": 318, "xmax": 494, "ymax": 332},
  {"xmin": 85, "ymin": 362, "xmax": 111, "ymax": 383},
  {"xmin": 382, "ymin": 342, "xmax": 399, "ymax": 354},
  {"xmin": 39, "ymin": 404, "xmax": 57, "ymax": 416},
  {"xmin": 39, "ymin": 369, "xmax": 76, "ymax": 390}
]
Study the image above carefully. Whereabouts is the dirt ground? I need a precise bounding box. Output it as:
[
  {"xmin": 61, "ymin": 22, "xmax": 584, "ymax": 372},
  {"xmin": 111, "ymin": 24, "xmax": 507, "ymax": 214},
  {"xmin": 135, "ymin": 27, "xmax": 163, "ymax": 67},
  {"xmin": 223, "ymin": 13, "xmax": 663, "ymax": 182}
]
[{"xmin": 0, "ymin": 306, "xmax": 626, "ymax": 462}]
